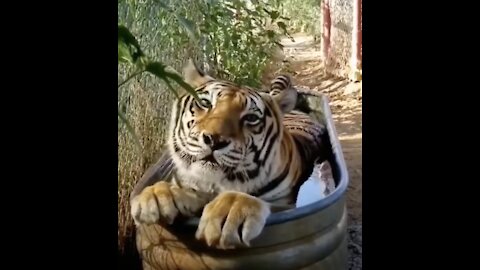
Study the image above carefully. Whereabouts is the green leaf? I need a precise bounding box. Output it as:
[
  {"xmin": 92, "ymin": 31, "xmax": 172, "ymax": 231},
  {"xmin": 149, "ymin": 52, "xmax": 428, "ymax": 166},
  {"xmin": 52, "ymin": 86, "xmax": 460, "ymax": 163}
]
[
  {"xmin": 270, "ymin": 11, "xmax": 280, "ymax": 20},
  {"xmin": 118, "ymin": 25, "xmax": 145, "ymax": 65},
  {"xmin": 144, "ymin": 62, "xmax": 175, "ymax": 97},
  {"xmin": 266, "ymin": 30, "xmax": 275, "ymax": 39},
  {"xmin": 118, "ymin": 25, "xmax": 141, "ymax": 50},
  {"xmin": 276, "ymin": 21, "xmax": 295, "ymax": 41},
  {"xmin": 163, "ymin": 69, "xmax": 200, "ymax": 101},
  {"xmin": 145, "ymin": 62, "xmax": 200, "ymax": 101},
  {"xmin": 118, "ymin": 42, "xmax": 133, "ymax": 64},
  {"xmin": 145, "ymin": 61, "xmax": 167, "ymax": 78},
  {"xmin": 274, "ymin": 41, "xmax": 284, "ymax": 49},
  {"xmin": 118, "ymin": 109, "xmax": 143, "ymax": 154},
  {"xmin": 277, "ymin": 21, "xmax": 288, "ymax": 33},
  {"xmin": 118, "ymin": 69, "xmax": 145, "ymax": 89},
  {"xmin": 161, "ymin": 77, "xmax": 180, "ymax": 99}
]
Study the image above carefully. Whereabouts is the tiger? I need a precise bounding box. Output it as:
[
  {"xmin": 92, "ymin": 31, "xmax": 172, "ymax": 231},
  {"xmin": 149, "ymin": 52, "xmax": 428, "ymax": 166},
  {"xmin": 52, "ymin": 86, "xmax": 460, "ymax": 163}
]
[{"xmin": 130, "ymin": 59, "xmax": 329, "ymax": 250}]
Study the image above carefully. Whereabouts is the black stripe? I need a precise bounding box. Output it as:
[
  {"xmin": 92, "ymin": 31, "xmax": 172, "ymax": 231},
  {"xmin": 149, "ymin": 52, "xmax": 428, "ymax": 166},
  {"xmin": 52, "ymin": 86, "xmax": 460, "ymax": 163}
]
[
  {"xmin": 271, "ymin": 82, "xmax": 287, "ymax": 90},
  {"xmin": 195, "ymin": 84, "xmax": 208, "ymax": 93},
  {"xmin": 246, "ymin": 166, "xmax": 260, "ymax": 179},
  {"xmin": 251, "ymin": 90, "xmax": 263, "ymax": 100},
  {"xmin": 276, "ymin": 75, "xmax": 290, "ymax": 85},
  {"xmin": 173, "ymin": 141, "xmax": 180, "ymax": 152},
  {"xmin": 226, "ymin": 171, "xmax": 236, "ymax": 181},
  {"xmin": 177, "ymin": 125, "xmax": 191, "ymax": 151},
  {"xmin": 270, "ymin": 84, "xmax": 285, "ymax": 91},
  {"xmin": 261, "ymin": 112, "xmax": 282, "ymax": 166},
  {"xmin": 252, "ymin": 165, "xmax": 289, "ymax": 197},
  {"xmin": 293, "ymin": 137, "xmax": 307, "ymax": 166},
  {"xmin": 217, "ymin": 82, "xmax": 235, "ymax": 88},
  {"xmin": 189, "ymin": 98, "xmax": 196, "ymax": 115},
  {"xmin": 250, "ymin": 96, "xmax": 259, "ymax": 109},
  {"xmin": 254, "ymin": 124, "xmax": 273, "ymax": 163},
  {"xmin": 174, "ymin": 96, "xmax": 189, "ymax": 128},
  {"xmin": 251, "ymin": 122, "xmax": 265, "ymax": 135},
  {"xmin": 270, "ymin": 76, "xmax": 291, "ymax": 94},
  {"xmin": 224, "ymin": 153, "xmax": 239, "ymax": 161},
  {"xmin": 235, "ymin": 172, "xmax": 245, "ymax": 182},
  {"xmin": 247, "ymin": 136, "xmax": 255, "ymax": 151},
  {"xmin": 186, "ymin": 141, "xmax": 201, "ymax": 148},
  {"xmin": 264, "ymin": 107, "xmax": 272, "ymax": 117},
  {"xmin": 261, "ymin": 131, "xmax": 279, "ymax": 166},
  {"xmin": 174, "ymin": 98, "xmax": 190, "ymax": 150}
]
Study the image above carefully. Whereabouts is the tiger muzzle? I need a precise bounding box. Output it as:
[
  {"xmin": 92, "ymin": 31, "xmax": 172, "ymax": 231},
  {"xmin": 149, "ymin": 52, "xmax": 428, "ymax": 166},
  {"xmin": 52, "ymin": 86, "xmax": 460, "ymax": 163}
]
[{"xmin": 202, "ymin": 133, "xmax": 230, "ymax": 151}]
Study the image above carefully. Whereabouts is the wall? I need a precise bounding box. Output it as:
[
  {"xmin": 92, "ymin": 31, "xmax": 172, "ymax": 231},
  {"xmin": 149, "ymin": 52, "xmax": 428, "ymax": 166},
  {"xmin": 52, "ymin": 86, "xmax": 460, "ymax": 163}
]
[{"xmin": 322, "ymin": 0, "xmax": 362, "ymax": 80}]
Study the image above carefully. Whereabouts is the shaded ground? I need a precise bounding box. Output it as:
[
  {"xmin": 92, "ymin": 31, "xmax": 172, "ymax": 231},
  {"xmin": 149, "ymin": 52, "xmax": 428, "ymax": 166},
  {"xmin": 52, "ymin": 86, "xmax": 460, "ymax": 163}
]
[{"xmin": 263, "ymin": 33, "xmax": 362, "ymax": 270}]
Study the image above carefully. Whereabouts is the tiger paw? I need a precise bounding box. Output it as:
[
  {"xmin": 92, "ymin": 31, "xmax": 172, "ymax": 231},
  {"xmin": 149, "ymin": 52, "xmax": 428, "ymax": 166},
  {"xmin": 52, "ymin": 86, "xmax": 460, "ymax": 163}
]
[
  {"xmin": 131, "ymin": 181, "xmax": 206, "ymax": 226},
  {"xmin": 195, "ymin": 191, "xmax": 271, "ymax": 249}
]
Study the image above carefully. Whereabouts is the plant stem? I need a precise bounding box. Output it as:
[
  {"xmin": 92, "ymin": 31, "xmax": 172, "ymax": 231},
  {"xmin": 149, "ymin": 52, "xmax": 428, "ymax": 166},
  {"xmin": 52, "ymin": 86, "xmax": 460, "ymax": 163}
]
[{"xmin": 118, "ymin": 69, "xmax": 145, "ymax": 89}]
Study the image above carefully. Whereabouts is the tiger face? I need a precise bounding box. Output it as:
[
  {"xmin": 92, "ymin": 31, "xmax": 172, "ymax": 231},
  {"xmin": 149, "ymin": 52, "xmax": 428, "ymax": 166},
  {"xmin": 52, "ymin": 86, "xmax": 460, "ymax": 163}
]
[
  {"xmin": 179, "ymin": 85, "xmax": 263, "ymax": 168},
  {"xmin": 168, "ymin": 60, "xmax": 297, "ymax": 194}
]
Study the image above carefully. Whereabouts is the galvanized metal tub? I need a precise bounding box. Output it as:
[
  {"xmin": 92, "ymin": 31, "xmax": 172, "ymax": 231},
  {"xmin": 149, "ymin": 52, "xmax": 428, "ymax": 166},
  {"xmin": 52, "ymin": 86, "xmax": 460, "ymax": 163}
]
[{"xmin": 135, "ymin": 91, "xmax": 349, "ymax": 270}]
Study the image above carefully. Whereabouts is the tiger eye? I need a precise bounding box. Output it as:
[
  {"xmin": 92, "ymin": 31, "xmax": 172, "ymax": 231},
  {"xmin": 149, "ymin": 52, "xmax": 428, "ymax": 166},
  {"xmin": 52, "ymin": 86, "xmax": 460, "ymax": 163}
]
[
  {"xmin": 200, "ymin": 99, "xmax": 212, "ymax": 109},
  {"xmin": 244, "ymin": 114, "xmax": 260, "ymax": 122}
]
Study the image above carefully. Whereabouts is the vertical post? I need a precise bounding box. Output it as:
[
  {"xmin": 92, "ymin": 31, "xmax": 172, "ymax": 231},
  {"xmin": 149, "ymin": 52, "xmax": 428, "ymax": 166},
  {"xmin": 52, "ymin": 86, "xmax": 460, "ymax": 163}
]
[
  {"xmin": 350, "ymin": 0, "xmax": 362, "ymax": 81},
  {"xmin": 321, "ymin": 0, "xmax": 331, "ymax": 70}
]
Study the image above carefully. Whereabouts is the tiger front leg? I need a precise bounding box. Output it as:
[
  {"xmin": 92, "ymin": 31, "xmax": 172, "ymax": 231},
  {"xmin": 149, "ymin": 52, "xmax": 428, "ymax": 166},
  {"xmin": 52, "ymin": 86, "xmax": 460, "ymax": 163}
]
[
  {"xmin": 195, "ymin": 191, "xmax": 271, "ymax": 249},
  {"xmin": 131, "ymin": 181, "xmax": 211, "ymax": 226}
]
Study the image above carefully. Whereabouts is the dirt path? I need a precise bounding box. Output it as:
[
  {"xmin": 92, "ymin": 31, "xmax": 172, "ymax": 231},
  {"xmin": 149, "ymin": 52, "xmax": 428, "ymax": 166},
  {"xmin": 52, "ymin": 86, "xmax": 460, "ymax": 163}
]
[{"xmin": 262, "ymin": 33, "xmax": 362, "ymax": 269}]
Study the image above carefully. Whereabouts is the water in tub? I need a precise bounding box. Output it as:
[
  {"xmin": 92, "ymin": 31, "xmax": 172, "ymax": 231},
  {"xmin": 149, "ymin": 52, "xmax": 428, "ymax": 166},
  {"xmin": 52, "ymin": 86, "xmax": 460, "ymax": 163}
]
[{"xmin": 296, "ymin": 161, "xmax": 336, "ymax": 207}]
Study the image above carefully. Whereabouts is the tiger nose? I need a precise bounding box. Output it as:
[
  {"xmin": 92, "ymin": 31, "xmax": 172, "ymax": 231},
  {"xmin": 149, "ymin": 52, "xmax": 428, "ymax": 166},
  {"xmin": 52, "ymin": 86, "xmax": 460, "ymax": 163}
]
[{"xmin": 202, "ymin": 133, "xmax": 230, "ymax": 151}]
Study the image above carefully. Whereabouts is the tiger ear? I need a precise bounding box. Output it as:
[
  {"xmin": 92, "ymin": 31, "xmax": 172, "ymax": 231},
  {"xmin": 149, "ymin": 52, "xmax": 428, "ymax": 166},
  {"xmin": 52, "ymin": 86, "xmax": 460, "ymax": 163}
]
[
  {"xmin": 272, "ymin": 88, "xmax": 297, "ymax": 114},
  {"xmin": 182, "ymin": 59, "xmax": 214, "ymax": 88},
  {"xmin": 270, "ymin": 75, "xmax": 297, "ymax": 114}
]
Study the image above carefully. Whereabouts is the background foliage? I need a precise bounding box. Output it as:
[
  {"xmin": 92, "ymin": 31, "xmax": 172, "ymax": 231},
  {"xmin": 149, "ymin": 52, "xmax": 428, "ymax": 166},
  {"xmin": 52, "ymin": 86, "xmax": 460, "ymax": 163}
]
[{"xmin": 275, "ymin": 0, "xmax": 322, "ymax": 35}]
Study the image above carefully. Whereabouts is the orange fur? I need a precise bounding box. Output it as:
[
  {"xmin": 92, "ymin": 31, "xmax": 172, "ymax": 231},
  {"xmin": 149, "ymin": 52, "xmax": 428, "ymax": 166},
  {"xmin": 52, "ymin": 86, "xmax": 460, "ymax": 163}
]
[{"xmin": 197, "ymin": 90, "xmax": 246, "ymax": 141}]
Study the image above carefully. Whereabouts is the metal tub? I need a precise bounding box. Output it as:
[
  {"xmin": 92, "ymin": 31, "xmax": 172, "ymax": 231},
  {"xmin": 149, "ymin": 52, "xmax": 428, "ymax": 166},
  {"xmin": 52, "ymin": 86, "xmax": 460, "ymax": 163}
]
[{"xmin": 135, "ymin": 91, "xmax": 349, "ymax": 270}]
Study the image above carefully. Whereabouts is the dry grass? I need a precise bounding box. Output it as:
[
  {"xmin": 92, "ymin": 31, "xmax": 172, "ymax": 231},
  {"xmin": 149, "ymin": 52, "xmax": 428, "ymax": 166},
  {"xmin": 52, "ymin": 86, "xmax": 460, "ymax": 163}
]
[{"xmin": 118, "ymin": 76, "xmax": 175, "ymax": 254}]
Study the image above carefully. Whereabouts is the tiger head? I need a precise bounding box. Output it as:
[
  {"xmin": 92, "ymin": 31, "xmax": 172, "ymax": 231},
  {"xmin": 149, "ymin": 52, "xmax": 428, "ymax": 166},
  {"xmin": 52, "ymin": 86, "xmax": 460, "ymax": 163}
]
[{"xmin": 168, "ymin": 60, "xmax": 298, "ymax": 193}]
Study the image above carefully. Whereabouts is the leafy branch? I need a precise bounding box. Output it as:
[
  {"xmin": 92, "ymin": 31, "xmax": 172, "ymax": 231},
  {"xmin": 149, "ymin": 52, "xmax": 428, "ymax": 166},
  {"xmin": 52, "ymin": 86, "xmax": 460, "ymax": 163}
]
[{"xmin": 118, "ymin": 24, "xmax": 200, "ymax": 153}]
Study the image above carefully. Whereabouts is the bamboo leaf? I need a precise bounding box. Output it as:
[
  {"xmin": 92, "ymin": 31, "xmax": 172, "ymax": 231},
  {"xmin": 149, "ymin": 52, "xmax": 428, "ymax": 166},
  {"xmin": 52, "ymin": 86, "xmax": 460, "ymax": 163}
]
[
  {"xmin": 270, "ymin": 11, "xmax": 280, "ymax": 20},
  {"xmin": 145, "ymin": 61, "xmax": 167, "ymax": 78},
  {"xmin": 162, "ymin": 77, "xmax": 180, "ymax": 99},
  {"xmin": 118, "ymin": 42, "xmax": 133, "ymax": 64},
  {"xmin": 118, "ymin": 25, "xmax": 145, "ymax": 65},
  {"xmin": 164, "ymin": 70, "xmax": 200, "ymax": 101},
  {"xmin": 145, "ymin": 62, "xmax": 200, "ymax": 101}
]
